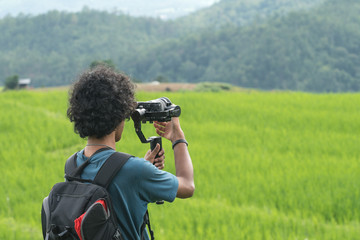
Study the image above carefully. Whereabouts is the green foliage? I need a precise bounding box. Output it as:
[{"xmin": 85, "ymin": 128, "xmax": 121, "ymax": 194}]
[
  {"xmin": 90, "ymin": 59, "xmax": 116, "ymax": 69},
  {"xmin": 0, "ymin": 89, "xmax": 359, "ymax": 239},
  {"xmin": 194, "ymin": 82, "xmax": 233, "ymax": 92},
  {"xmin": 4, "ymin": 75, "xmax": 19, "ymax": 90}
]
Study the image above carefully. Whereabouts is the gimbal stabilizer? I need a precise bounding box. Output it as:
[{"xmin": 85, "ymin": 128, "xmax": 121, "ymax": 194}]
[{"xmin": 131, "ymin": 97, "xmax": 181, "ymax": 204}]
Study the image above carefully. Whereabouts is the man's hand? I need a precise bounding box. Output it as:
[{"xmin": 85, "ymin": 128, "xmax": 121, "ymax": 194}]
[
  {"xmin": 144, "ymin": 143, "xmax": 165, "ymax": 170},
  {"xmin": 153, "ymin": 117, "xmax": 185, "ymax": 143}
]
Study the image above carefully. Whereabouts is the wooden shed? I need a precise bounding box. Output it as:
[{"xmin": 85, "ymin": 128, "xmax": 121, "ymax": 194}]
[{"xmin": 18, "ymin": 78, "xmax": 31, "ymax": 89}]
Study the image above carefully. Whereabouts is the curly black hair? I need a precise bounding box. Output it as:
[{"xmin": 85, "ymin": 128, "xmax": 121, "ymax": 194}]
[{"xmin": 67, "ymin": 66, "xmax": 136, "ymax": 139}]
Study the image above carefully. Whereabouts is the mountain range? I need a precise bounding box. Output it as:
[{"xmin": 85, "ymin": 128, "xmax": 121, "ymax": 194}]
[{"xmin": 0, "ymin": 0, "xmax": 359, "ymax": 92}]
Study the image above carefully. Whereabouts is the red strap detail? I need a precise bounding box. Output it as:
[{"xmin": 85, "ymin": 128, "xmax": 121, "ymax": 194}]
[
  {"xmin": 74, "ymin": 200, "xmax": 108, "ymax": 240},
  {"xmin": 74, "ymin": 213, "xmax": 85, "ymax": 240},
  {"xmin": 97, "ymin": 199, "xmax": 107, "ymax": 212}
]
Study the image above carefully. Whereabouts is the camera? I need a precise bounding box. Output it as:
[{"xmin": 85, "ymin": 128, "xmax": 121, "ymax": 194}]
[
  {"xmin": 132, "ymin": 97, "xmax": 181, "ymax": 123},
  {"xmin": 131, "ymin": 97, "xmax": 181, "ymax": 143}
]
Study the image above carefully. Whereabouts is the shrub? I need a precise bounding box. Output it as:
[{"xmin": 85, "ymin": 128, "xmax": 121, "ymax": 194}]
[
  {"xmin": 194, "ymin": 82, "xmax": 233, "ymax": 92},
  {"xmin": 4, "ymin": 75, "xmax": 19, "ymax": 90}
]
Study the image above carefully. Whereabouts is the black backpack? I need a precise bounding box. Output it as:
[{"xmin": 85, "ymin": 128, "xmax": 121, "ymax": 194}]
[{"xmin": 41, "ymin": 148, "xmax": 154, "ymax": 240}]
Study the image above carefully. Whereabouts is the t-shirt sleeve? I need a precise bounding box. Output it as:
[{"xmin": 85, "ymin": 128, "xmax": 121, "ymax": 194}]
[{"xmin": 138, "ymin": 158, "xmax": 179, "ymax": 203}]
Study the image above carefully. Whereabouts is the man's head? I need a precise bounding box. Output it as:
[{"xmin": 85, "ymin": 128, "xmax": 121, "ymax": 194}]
[{"xmin": 67, "ymin": 66, "xmax": 136, "ymax": 139}]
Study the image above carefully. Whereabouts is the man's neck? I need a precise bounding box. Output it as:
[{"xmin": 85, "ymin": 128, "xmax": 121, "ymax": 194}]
[{"xmin": 84, "ymin": 133, "xmax": 116, "ymax": 157}]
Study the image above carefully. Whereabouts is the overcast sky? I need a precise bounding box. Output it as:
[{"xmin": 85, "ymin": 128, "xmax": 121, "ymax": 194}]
[{"xmin": 0, "ymin": 0, "xmax": 220, "ymax": 19}]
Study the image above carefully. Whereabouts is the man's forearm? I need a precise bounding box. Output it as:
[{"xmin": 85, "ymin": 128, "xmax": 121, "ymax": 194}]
[{"xmin": 174, "ymin": 142, "xmax": 195, "ymax": 198}]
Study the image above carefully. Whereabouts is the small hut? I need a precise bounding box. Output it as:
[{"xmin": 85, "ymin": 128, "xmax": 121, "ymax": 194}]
[{"xmin": 18, "ymin": 79, "xmax": 31, "ymax": 89}]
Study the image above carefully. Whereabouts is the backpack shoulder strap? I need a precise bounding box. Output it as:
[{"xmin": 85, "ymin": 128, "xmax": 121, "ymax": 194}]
[
  {"xmin": 93, "ymin": 152, "xmax": 133, "ymax": 189},
  {"xmin": 64, "ymin": 152, "xmax": 78, "ymax": 178},
  {"xmin": 64, "ymin": 147, "xmax": 114, "ymax": 182}
]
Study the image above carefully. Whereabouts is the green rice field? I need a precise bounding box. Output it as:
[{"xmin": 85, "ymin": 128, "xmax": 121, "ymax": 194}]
[{"xmin": 0, "ymin": 89, "xmax": 359, "ymax": 239}]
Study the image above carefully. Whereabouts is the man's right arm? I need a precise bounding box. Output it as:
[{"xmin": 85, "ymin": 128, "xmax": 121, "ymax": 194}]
[
  {"xmin": 173, "ymin": 139, "xmax": 194, "ymax": 198},
  {"xmin": 154, "ymin": 118, "xmax": 195, "ymax": 198}
]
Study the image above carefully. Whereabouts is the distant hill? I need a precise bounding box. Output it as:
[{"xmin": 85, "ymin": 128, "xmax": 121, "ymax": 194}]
[
  {"xmin": 0, "ymin": 9, "xmax": 176, "ymax": 87},
  {"xmin": 175, "ymin": 0, "xmax": 324, "ymax": 31},
  {"xmin": 0, "ymin": 0, "xmax": 359, "ymax": 92},
  {"xmin": 130, "ymin": 0, "xmax": 360, "ymax": 92}
]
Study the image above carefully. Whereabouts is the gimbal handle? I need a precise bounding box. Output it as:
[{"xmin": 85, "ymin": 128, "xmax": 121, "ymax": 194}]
[
  {"xmin": 149, "ymin": 136, "xmax": 165, "ymax": 205},
  {"xmin": 149, "ymin": 136, "xmax": 162, "ymax": 158},
  {"xmin": 131, "ymin": 111, "xmax": 167, "ymax": 205}
]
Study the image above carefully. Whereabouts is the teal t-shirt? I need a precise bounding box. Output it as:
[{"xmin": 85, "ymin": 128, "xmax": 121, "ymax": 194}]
[{"xmin": 76, "ymin": 149, "xmax": 179, "ymax": 240}]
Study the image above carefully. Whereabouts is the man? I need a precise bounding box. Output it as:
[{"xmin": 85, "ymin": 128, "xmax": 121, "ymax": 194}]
[{"xmin": 66, "ymin": 66, "xmax": 195, "ymax": 239}]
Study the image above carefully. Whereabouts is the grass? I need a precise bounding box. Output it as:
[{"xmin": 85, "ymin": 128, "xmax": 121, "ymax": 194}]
[{"xmin": 0, "ymin": 89, "xmax": 359, "ymax": 239}]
